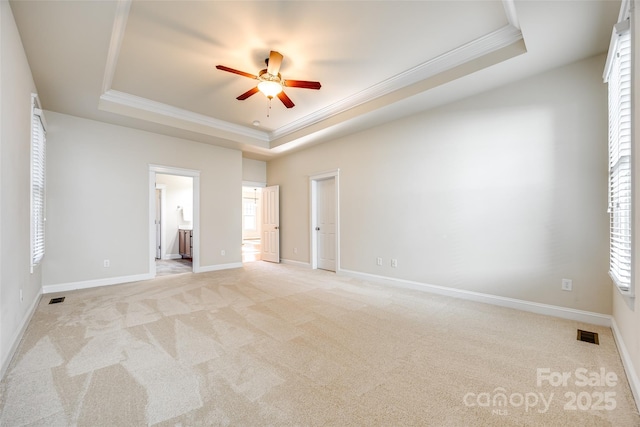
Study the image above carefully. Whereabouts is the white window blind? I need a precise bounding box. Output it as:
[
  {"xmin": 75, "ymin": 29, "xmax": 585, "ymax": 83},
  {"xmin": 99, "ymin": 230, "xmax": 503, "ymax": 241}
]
[
  {"xmin": 605, "ymin": 22, "xmax": 632, "ymax": 292},
  {"xmin": 31, "ymin": 97, "xmax": 46, "ymax": 271}
]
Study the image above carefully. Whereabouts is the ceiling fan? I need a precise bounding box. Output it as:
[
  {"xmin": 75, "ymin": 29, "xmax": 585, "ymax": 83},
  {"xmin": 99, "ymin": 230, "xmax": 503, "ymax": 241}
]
[{"xmin": 216, "ymin": 50, "xmax": 321, "ymax": 109}]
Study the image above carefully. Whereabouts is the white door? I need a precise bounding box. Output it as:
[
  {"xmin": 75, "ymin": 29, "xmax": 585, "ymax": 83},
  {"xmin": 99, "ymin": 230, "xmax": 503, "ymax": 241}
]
[
  {"xmin": 316, "ymin": 178, "xmax": 336, "ymax": 271},
  {"xmin": 261, "ymin": 185, "xmax": 280, "ymax": 263}
]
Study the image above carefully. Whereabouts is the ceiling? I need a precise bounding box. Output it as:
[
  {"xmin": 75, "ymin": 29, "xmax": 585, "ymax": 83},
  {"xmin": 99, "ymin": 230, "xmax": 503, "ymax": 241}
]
[{"xmin": 10, "ymin": 0, "xmax": 620, "ymax": 160}]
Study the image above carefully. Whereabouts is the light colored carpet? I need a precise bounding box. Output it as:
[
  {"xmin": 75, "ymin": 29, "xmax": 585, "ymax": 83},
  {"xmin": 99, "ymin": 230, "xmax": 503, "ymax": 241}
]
[
  {"xmin": 1, "ymin": 262, "xmax": 638, "ymax": 426},
  {"xmin": 155, "ymin": 259, "xmax": 193, "ymax": 276}
]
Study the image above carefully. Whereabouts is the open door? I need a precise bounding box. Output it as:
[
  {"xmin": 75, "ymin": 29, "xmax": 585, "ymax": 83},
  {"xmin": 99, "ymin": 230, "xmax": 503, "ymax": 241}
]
[{"xmin": 261, "ymin": 185, "xmax": 280, "ymax": 263}]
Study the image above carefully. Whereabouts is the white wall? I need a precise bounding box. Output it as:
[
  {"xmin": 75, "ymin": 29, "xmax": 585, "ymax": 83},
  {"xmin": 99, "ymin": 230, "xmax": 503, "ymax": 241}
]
[
  {"xmin": 268, "ymin": 54, "xmax": 610, "ymax": 314},
  {"xmin": 156, "ymin": 174, "xmax": 193, "ymax": 258},
  {"xmin": 0, "ymin": 1, "xmax": 42, "ymax": 376},
  {"xmin": 44, "ymin": 112, "xmax": 242, "ymax": 287}
]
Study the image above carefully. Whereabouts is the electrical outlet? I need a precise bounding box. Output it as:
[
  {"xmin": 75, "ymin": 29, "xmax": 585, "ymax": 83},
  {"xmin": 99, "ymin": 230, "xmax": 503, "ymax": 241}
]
[
  {"xmin": 562, "ymin": 278, "xmax": 572, "ymax": 291},
  {"xmin": 103, "ymin": 260, "xmax": 110, "ymax": 268},
  {"xmin": 221, "ymin": 250, "xmax": 226, "ymax": 256},
  {"xmin": 391, "ymin": 259, "xmax": 398, "ymax": 268},
  {"xmin": 376, "ymin": 257, "xmax": 383, "ymax": 266}
]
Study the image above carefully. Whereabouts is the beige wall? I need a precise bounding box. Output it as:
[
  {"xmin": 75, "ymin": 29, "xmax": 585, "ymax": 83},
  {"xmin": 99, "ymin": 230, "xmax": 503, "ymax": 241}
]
[
  {"xmin": 0, "ymin": 1, "xmax": 42, "ymax": 375},
  {"xmin": 43, "ymin": 112, "xmax": 242, "ymax": 286},
  {"xmin": 242, "ymin": 158, "xmax": 267, "ymax": 184},
  {"xmin": 268, "ymin": 54, "xmax": 611, "ymax": 314},
  {"xmin": 611, "ymin": 0, "xmax": 640, "ymax": 405}
]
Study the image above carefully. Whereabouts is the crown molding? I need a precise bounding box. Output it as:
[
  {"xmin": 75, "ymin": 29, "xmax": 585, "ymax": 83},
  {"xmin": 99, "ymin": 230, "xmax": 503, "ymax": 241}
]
[
  {"xmin": 269, "ymin": 24, "xmax": 523, "ymax": 142},
  {"xmin": 502, "ymin": 0, "xmax": 520, "ymax": 30},
  {"xmin": 98, "ymin": 0, "xmax": 268, "ymax": 147},
  {"xmin": 102, "ymin": 0, "xmax": 131, "ymax": 94},
  {"xmin": 99, "ymin": 90, "xmax": 270, "ymax": 145}
]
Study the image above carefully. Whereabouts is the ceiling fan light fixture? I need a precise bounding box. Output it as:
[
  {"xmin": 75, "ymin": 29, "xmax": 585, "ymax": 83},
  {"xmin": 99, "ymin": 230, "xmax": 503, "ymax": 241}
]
[
  {"xmin": 257, "ymin": 80, "xmax": 283, "ymax": 98},
  {"xmin": 217, "ymin": 51, "xmax": 320, "ymax": 109}
]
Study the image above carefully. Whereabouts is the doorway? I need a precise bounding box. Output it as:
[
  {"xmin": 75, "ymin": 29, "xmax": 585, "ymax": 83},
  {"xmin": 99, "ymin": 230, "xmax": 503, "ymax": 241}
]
[
  {"xmin": 155, "ymin": 174, "xmax": 194, "ymax": 275},
  {"xmin": 310, "ymin": 170, "xmax": 339, "ymax": 272},
  {"xmin": 149, "ymin": 165, "xmax": 200, "ymax": 277},
  {"xmin": 242, "ymin": 185, "xmax": 263, "ymax": 262}
]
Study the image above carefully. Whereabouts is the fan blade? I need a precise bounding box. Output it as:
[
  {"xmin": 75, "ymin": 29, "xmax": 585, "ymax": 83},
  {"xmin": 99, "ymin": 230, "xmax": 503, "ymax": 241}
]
[
  {"xmin": 237, "ymin": 87, "xmax": 260, "ymax": 100},
  {"xmin": 216, "ymin": 65, "xmax": 257, "ymax": 80},
  {"xmin": 284, "ymin": 80, "xmax": 321, "ymax": 90},
  {"xmin": 277, "ymin": 91, "xmax": 295, "ymax": 108},
  {"xmin": 267, "ymin": 51, "xmax": 283, "ymax": 75}
]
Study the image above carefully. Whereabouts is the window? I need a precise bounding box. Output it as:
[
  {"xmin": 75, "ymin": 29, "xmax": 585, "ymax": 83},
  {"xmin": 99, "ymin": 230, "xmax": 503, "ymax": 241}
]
[
  {"xmin": 243, "ymin": 197, "xmax": 257, "ymax": 231},
  {"xmin": 605, "ymin": 7, "xmax": 632, "ymax": 294},
  {"xmin": 31, "ymin": 95, "xmax": 46, "ymax": 271}
]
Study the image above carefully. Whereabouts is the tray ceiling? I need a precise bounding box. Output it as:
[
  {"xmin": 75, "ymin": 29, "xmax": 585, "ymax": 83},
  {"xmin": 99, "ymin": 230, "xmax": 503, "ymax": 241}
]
[{"xmin": 10, "ymin": 1, "xmax": 620, "ymax": 159}]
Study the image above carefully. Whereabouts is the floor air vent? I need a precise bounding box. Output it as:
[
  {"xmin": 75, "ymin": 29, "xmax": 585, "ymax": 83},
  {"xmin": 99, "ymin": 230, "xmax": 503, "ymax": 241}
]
[
  {"xmin": 577, "ymin": 329, "xmax": 599, "ymax": 345},
  {"xmin": 49, "ymin": 297, "xmax": 65, "ymax": 304}
]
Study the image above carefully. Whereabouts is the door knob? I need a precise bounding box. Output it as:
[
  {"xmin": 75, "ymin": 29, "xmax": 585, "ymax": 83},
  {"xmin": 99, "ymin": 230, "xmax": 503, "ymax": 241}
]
[
  {"xmin": 315, "ymin": 227, "xmax": 320, "ymax": 231},
  {"xmin": 275, "ymin": 226, "xmax": 279, "ymax": 230}
]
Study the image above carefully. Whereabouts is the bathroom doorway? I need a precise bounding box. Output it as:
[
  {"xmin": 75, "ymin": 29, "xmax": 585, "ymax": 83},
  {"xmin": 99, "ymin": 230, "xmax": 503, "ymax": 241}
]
[
  {"xmin": 156, "ymin": 173, "xmax": 193, "ymax": 275},
  {"xmin": 149, "ymin": 165, "xmax": 200, "ymax": 277}
]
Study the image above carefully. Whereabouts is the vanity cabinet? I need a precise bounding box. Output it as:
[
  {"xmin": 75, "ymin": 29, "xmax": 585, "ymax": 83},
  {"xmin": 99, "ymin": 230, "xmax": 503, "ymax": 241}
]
[{"xmin": 179, "ymin": 229, "xmax": 192, "ymax": 258}]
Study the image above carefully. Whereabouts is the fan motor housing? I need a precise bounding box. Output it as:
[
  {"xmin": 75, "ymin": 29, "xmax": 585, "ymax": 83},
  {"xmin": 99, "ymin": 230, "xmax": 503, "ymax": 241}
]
[{"xmin": 258, "ymin": 69, "xmax": 282, "ymax": 84}]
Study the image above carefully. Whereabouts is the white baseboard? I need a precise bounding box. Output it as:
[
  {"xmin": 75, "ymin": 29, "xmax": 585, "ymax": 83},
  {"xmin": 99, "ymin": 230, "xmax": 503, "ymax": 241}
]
[
  {"xmin": 1, "ymin": 291, "xmax": 42, "ymax": 380},
  {"xmin": 338, "ymin": 269, "xmax": 612, "ymax": 327},
  {"xmin": 280, "ymin": 258, "xmax": 311, "ymax": 268},
  {"xmin": 42, "ymin": 262, "xmax": 245, "ymax": 293},
  {"xmin": 611, "ymin": 317, "xmax": 640, "ymax": 411},
  {"xmin": 162, "ymin": 254, "xmax": 182, "ymax": 260},
  {"xmin": 42, "ymin": 273, "xmax": 153, "ymax": 294},
  {"xmin": 196, "ymin": 262, "xmax": 243, "ymax": 273}
]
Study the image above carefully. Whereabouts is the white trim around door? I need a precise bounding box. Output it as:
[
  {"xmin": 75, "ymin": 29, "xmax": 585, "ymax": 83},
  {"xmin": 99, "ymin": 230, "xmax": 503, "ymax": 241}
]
[{"xmin": 149, "ymin": 164, "xmax": 201, "ymax": 276}]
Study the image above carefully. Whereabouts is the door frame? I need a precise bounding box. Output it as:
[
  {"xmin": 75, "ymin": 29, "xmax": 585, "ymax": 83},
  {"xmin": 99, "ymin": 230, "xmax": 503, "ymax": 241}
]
[
  {"xmin": 155, "ymin": 184, "xmax": 167, "ymax": 259},
  {"xmin": 310, "ymin": 169, "xmax": 340, "ymax": 271},
  {"xmin": 149, "ymin": 164, "xmax": 200, "ymax": 276}
]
